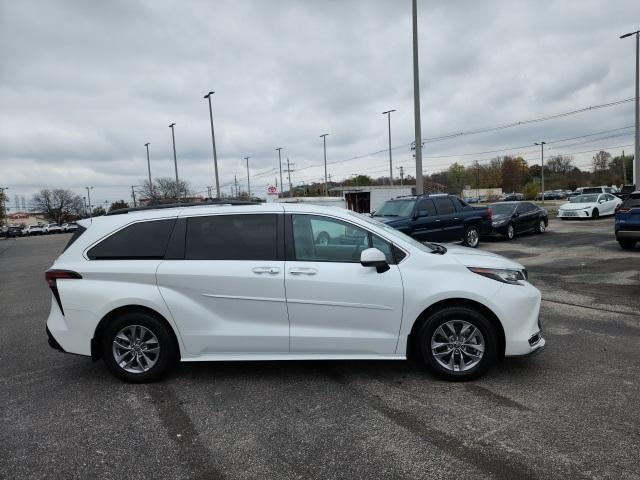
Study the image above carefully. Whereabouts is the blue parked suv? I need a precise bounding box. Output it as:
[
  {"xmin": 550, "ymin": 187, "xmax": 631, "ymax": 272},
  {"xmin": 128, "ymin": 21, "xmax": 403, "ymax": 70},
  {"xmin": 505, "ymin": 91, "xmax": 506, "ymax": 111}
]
[
  {"xmin": 372, "ymin": 194, "xmax": 492, "ymax": 247},
  {"xmin": 615, "ymin": 190, "xmax": 640, "ymax": 250}
]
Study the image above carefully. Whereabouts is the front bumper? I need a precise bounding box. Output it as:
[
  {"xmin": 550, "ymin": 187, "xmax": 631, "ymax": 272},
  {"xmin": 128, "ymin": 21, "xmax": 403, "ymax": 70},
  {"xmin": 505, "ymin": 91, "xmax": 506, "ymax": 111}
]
[
  {"xmin": 491, "ymin": 281, "xmax": 546, "ymax": 356},
  {"xmin": 557, "ymin": 209, "xmax": 591, "ymax": 218}
]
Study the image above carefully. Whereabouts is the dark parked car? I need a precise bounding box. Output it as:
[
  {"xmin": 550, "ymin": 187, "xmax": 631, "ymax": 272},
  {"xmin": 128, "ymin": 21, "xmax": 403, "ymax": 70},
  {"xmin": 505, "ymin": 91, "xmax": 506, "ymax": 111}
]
[
  {"xmin": 619, "ymin": 184, "xmax": 637, "ymax": 201},
  {"xmin": 4, "ymin": 225, "xmax": 23, "ymax": 238},
  {"xmin": 487, "ymin": 202, "xmax": 548, "ymax": 240},
  {"xmin": 372, "ymin": 194, "xmax": 492, "ymax": 247},
  {"xmin": 614, "ymin": 191, "xmax": 640, "ymax": 250}
]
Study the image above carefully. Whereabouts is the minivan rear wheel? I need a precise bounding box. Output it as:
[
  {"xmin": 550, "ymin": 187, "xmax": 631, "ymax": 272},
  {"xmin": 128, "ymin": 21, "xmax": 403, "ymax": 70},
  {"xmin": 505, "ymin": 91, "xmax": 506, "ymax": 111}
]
[
  {"xmin": 416, "ymin": 306, "xmax": 496, "ymax": 381},
  {"xmin": 102, "ymin": 312, "xmax": 176, "ymax": 383}
]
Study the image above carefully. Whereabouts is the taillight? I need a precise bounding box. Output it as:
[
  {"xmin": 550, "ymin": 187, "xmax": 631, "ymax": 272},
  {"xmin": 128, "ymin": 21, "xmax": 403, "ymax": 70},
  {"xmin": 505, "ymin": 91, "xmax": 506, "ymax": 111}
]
[
  {"xmin": 486, "ymin": 208, "xmax": 492, "ymax": 220},
  {"xmin": 45, "ymin": 270, "xmax": 82, "ymax": 314},
  {"xmin": 615, "ymin": 205, "xmax": 629, "ymax": 213}
]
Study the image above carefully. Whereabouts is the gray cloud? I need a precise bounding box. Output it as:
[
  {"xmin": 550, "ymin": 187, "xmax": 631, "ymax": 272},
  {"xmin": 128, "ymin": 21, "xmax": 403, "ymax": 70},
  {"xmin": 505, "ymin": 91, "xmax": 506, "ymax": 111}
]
[{"xmin": 0, "ymin": 0, "xmax": 638, "ymax": 206}]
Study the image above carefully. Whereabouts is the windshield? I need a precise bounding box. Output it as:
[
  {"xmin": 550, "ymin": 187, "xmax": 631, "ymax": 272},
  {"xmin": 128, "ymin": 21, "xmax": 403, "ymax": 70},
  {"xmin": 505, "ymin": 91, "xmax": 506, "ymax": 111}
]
[
  {"xmin": 570, "ymin": 194, "xmax": 599, "ymax": 203},
  {"xmin": 489, "ymin": 204, "xmax": 516, "ymax": 215},
  {"xmin": 373, "ymin": 200, "xmax": 415, "ymax": 217},
  {"xmin": 349, "ymin": 211, "xmax": 435, "ymax": 252}
]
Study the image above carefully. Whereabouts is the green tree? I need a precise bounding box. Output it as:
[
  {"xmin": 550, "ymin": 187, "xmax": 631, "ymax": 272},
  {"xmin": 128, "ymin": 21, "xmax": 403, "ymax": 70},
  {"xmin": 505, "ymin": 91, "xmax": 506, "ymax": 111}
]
[
  {"xmin": 523, "ymin": 182, "xmax": 540, "ymax": 200},
  {"xmin": 447, "ymin": 163, "xmax": 467, "ymax": 193},
  {"xmin": 92, "ymin": 206, "xmax": 106, "ymax": 217}
]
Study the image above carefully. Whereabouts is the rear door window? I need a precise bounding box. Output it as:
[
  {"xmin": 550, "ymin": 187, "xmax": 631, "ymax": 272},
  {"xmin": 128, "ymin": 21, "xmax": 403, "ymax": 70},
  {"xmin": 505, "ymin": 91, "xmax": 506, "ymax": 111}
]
[
  {"xmin": 185, "ymin": 214, "xmax": 278, "ymax": 260},
  {"xmin": 433, "ymin": 197, "xmax": 456, "ymax": 215},
  {"xmin": 415, "ymin": 199, "xmax": 436, "ymax": 217},
  {"xmin": 87, "ymin": 219, "xmax": 176, "ymax": 260}
]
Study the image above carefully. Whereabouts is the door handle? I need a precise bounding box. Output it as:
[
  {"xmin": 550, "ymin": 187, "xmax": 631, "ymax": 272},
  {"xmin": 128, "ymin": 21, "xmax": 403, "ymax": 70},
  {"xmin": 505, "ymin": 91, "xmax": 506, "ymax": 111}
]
[
  {"xmin": 252, "ymin": 267, "xmax": 280, "ymax": 275},
  {"xmin": 288, "ymin": 267, "xmax": 318, "ymax": 276}
]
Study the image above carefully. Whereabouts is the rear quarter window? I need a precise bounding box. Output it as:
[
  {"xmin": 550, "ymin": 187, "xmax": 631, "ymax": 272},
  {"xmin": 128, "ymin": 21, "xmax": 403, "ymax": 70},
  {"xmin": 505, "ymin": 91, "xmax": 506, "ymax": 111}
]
[
  {"xmin": 622, "ymin": 194, "xmax": 640, "ymax": 208},
  {"xmin": 87, "ymin": 219, "xmax": 176, "ymax": 260}
]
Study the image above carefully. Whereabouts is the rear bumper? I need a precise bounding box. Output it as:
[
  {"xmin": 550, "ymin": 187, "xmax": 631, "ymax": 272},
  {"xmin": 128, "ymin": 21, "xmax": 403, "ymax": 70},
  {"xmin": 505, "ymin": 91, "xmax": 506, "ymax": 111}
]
[
  {"xmin": 46, "ymin": 325, "xmax": 65, "ymax": 352},
  {"xmin": 616, "ymin": 230, "xmax": 640, "ymax": 240}
]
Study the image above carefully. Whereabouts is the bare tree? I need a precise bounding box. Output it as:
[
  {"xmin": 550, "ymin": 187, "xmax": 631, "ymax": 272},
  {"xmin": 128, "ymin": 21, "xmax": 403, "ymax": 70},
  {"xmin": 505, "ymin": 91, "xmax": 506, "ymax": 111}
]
[
  {"xmin": 592, "ymin": 151, "xmax": 611, "ymax": 172},
  {"xmin": 137, "ymin": 177, "xmax": 191, "ymax": 203},
  {"xmin": 546, "ymin": 155, "xmax": 574, "ymax": 176},
  {"xmin": 32, "ymin": 189, "xmax": 85, "ymax": 224}
]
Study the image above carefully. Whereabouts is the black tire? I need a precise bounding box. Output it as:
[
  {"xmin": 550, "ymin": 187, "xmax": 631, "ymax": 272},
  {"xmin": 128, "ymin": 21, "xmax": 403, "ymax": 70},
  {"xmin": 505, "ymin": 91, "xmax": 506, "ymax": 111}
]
[
  {"xmin": 416, "ymin": 306, "xmax": 497, "ymax": 381},
  {"xmin": 101, "ymin": 311, "xmax": 177, "ymax": 383},
  {"xmin": 504, "ymin": 223, "xmax": 515, "ymax": 240},
  {"xmin": 462, "ymin": 225, "xmax": 480, "ymax": 248},
  {"xmin": 591, "ymin": 209, "xmax": 599, "ymax": 220},
  {"xmin": 618, "ymin": 239, "xmax": 637, "ymax": 250},
  {"xmin": 535, "ymin": 218, "xmax": 546, "ymax": 234},
  {"xmin": 316, "ymin": 231, "xmax": 330, "ymax": 246},
  {"xmin": 560, "ymin": 217, "xmax": 568, "ymax": 221}
]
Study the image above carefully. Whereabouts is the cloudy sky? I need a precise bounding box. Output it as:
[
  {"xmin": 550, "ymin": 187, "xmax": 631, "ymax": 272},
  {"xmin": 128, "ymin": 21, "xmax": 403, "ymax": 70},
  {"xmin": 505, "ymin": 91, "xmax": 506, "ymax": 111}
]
[{"xmin": 0, "ymin": 0, "xmax": 638, "ymax": 208}]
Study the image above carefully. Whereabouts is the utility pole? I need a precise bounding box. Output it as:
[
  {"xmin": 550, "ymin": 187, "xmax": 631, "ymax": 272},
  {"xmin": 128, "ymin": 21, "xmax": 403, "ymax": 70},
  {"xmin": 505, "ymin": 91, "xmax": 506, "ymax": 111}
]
[
  {"xmin": 168, "ymin": 123, "xmax": 179, "ymax": 199},
  {"xmin": 131, "ymin": 186, "xmax": 137, "ymax": 208},
  {"xmin": 319, "ymin": 134, "xmax": 329, "ymax": 196},
  {"xmin": 621, "ymin": 30, "xmax": 640, "ymax": 186},
  {"xmin": 382, "ymin": 110, "xmax": 396, "ymax": 184},
  {"xmin": 85, "ymin": 186, "xmax": 94, "ymax": 221},
  {"xmin": 204, "ymin": 91, "xmax": 221, "ymax": 197},
  {"xmin": 144, "ymin": 143, "xmax": 152, "ymax": 201},
  {"xmin": 207, "ymin": 186, "xmax": 213, "ymax": 198},
  {"xmin": 476, "ymin": 163, "xmax": 480, "ymax": 200},
  {"xmin": 398, "ymin": 166, "xmax": 404, "ymax": 185},
  {"xmin": 412, "ymin": 0, "xmax": 423, "ymax": 195},
  {"xmin": 535, "ymin": 142, "xmax": 546, "ymax": 205},
  {"xmin": 244, "ymin": 157, "xmax": 251, "ymax": 197},
  {"xmin": 622, "ymin": 150, "xmax": 627, "ymax": 184},
  {"xmin": 276, "ymin": 147, "xmax": 284, "ymax": 198},
  {"xmin": 286, "ymin": 158, "xmax": 294, "ymax": 197},
  {"xmin": 234, "ymin": 175, "xmax": 238, "ymax": 198}
]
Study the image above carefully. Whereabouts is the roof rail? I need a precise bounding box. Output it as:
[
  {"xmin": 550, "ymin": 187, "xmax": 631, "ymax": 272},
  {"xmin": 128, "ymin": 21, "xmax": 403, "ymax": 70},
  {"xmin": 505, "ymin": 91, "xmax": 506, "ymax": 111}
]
[{"xmin": 106, "ymin": 199, "xmax": 261, "ymax": 216}]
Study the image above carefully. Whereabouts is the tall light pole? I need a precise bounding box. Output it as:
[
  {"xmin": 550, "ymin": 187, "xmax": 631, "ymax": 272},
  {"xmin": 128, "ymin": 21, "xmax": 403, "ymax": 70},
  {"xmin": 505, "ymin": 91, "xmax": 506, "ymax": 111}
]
[
  {"xmin": 144, "ymin": 142, "xmax": 152, "ymax": 200},
  {"xmin": 621, "ymin": 30, "xmax": 640, "ymax": 186},
  {"xmin": 168, "ymin": 123, "xmax": 179, "ymax": 199},
  {"xmin": 535, "ymin": 142, "xmax": 546, "ymax": 204},
  {"xmin": 204, "ymin": 91, "xmax": 221, "ymax": 197},
  {"xmin": 276, "ymin": 147, "xmax": 284, "ymax": 198},
  {"xmin": 412, "ymin": 0, "xmax": 424, "ymax": 195},
  {"xmin": 320, "ymin": 134, "xmax": 329, "ymax": 196},
  {"xmin": 0, "ymin": 187, "xmax": 8, "ymax": 226},
  {"xmin": 85, "ymin": 186, "xmax": 94, "ymax": 220},
  {"xmin": 244, "ymin": 156, "xmax": 251, "ymax": 197},
  {"xmin": 382, "ymin": 110, "xmax": 396, "ymax": 185}
]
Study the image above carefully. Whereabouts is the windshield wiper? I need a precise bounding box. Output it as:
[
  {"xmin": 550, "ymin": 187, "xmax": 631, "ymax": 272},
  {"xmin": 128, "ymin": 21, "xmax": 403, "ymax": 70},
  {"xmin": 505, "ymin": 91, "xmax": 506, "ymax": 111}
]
[
  {"xmin": 376, "ymin": 213, "xmax": 398, "ymax": 217},
  {"xmin": 424, "ymin": 242, "xmax": 447, "ymax": 254}
]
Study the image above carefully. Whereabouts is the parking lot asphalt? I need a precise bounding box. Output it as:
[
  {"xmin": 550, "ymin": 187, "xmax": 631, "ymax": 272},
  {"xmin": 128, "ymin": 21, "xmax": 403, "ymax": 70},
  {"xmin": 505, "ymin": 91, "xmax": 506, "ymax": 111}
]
[{"xmin": 1, "ymin": 219, "xmax": 639, "ymax": 480}]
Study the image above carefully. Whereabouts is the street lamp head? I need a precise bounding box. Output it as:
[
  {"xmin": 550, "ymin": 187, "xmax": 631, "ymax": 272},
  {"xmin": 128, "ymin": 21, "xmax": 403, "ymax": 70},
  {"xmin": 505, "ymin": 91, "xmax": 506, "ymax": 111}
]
[
  {"xmin": 144, "ymin": 142, "xmax": 150, "ymax": 147},
  {"xmin": 534, "ymin": 141, "xmax": 546, "ymax": 146},
  {"xmin": 204, "ymin": 91, "xmax": 215, "ymax": 98},
  {"xmin": 382, "ymin": 109, "xmax": 396, "ymax": 115},
  {"xmin": 620, "ymin": 31, "xmax": 639, "ymax": 39},
  {"xmin": 319, "ymin": 133, "xmax": 329, "ymax": 138},
  {"xmin": 169, "ymin": 123, "xmax": 175, "ymax": 128}
]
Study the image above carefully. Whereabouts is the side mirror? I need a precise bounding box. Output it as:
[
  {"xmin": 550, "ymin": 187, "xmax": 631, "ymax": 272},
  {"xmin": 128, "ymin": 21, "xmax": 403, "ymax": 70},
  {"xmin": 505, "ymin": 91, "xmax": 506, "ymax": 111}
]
[
  {"xmin": 599, "ymin": 199, "xmax": 605, "ymax": 204},
  {"xmin": 360, "ymin": 248, "xmax": 390, "ymax": 273}
]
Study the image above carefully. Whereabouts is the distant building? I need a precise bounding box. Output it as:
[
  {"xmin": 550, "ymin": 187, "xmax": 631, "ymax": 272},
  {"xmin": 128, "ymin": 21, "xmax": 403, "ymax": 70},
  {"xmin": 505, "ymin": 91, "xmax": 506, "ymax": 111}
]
[{"xmin": 7, "ymin": 211, "xmax": 47, "ymax": 226}]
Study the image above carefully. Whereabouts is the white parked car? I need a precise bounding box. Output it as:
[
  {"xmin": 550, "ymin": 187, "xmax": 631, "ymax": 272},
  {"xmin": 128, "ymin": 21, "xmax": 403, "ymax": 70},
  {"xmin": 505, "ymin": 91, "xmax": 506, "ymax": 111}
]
[
  {"xmin": 43, "ymin": 223, "xmax": 62, "ymax": 234},
  {"xmin": 61, "ymin": 222, "xmax": 79, "ymax": 232},
  {"xmin": 557, "ymin": 193, "xmax": 622, "ymax": 219},
  {"xmin": 45, "ymin": 203, "xmax": 545, "ymax": 382},
  {"xmin": 22, "ymin": 224, "xmax": 45, "ymax": 236}
]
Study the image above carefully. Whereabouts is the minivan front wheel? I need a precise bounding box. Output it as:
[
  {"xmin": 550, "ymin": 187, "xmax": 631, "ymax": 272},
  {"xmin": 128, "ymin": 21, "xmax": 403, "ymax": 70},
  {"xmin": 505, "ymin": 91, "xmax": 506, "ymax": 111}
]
[
  {"xmin": 463, "ymin": 226, "xmax": 480, "ymax": 248},
  {"xmin": 416, "ymin": 306, "xmax": 496, "ymax": 381},
  {"xmin": 102, "ymin": 312, "xmax": 176, "ymax": 382}
]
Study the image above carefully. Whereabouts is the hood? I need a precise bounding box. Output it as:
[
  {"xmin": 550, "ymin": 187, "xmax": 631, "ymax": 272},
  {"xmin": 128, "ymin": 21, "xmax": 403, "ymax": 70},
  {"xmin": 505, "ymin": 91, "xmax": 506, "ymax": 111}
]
[
  {"xmin": 443, "ymin": 244, "xmax": 524, "ymax": 270},
  {"xmin": 560, "ymin": 202, "xmax": 594, "ymax": 210},
  {"xmin": 372, "ymin": 215, "xmax": 404, "ymax": 225}
]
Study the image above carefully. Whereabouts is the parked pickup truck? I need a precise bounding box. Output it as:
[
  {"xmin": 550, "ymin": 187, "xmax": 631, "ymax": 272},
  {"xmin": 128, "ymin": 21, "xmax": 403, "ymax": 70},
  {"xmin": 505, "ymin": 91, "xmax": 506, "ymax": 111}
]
[{"xmin": 372, "ymin": 193, "xmax": 492, "ymax": 247}]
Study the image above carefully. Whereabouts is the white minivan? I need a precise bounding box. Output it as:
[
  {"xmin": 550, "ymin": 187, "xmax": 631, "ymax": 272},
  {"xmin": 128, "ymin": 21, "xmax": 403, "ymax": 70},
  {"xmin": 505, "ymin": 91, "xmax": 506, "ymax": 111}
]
[{"xmin": 45, "ymin": 202, "xmax": 545, "ymax": 382}]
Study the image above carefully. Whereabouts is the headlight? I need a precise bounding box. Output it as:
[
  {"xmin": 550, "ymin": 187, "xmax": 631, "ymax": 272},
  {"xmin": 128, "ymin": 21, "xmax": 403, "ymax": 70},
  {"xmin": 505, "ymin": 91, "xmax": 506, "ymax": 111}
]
[{"xmin": 468, "ymin": 267, "xmax": 526, "ymax": 285}]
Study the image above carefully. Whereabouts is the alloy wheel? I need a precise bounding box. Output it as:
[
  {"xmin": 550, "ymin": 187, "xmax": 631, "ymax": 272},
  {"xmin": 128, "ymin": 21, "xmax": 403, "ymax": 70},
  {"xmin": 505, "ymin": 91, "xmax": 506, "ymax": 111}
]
[
  {"xmin": 430, "ymin": 320, "xmax": 485, "ymax": 372},
  {"xmin": 466, "ymin": 228, "xmax": 479, "ymax": 247},
  {"xmin": 112, "ymin": 325, "xmax": 160, "ymax": 374},
  {"xmin": 538, "ymin": 220, "xmax": 545, "ymax": 233}
]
